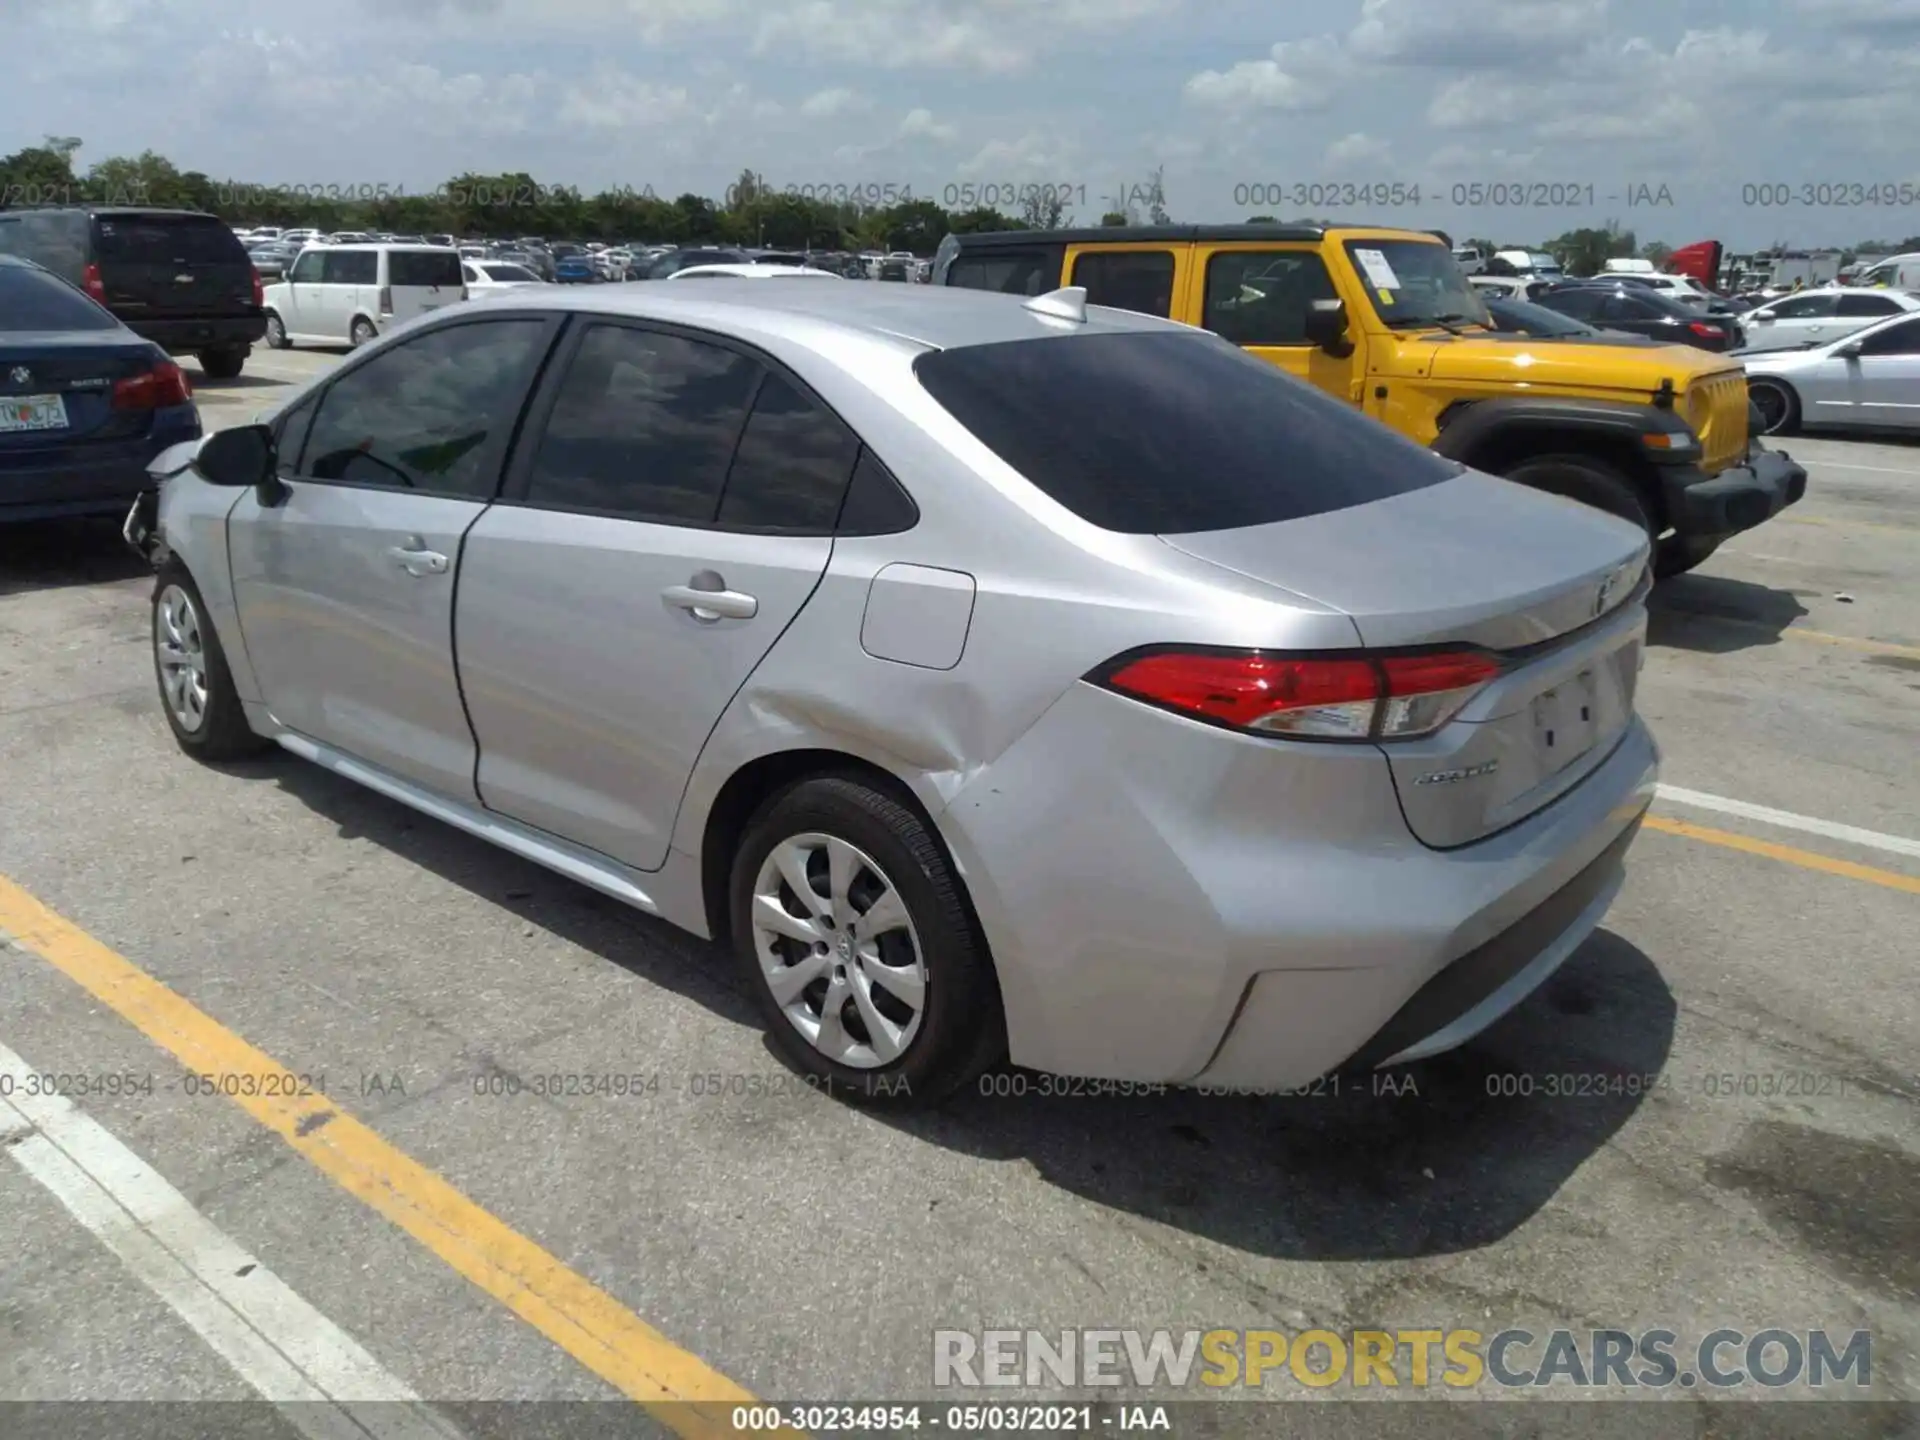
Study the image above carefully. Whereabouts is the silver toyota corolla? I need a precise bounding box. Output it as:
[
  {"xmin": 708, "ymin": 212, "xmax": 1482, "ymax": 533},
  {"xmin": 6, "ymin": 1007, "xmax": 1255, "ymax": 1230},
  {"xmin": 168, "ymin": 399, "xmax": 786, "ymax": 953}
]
[{"xmin": 130, "ymin": 281, "xmax": 1659, "ymax": 1105}]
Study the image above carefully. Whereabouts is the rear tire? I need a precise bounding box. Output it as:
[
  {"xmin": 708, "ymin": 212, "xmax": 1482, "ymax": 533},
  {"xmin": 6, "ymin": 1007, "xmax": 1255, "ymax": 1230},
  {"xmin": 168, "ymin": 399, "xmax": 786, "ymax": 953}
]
[
  {"xmin": 263, "ymin": 312, "xmax": 289, "ymax": 350},
  {"xmin": 1749, "ymin": 379, "xmax": 1800, "ymax": 436},
  {"xmin": 152, "ymin": 566, "xmax": 270, "ymax": 761},
  {"xmin": 349, "ymin": 317, "xmax": 377, "ymax": 348},
  {"xmin": 1501, "ymin": 454, "xmax": 1655, "ymax": 538},
  {"xmin": 729, "ymin": 776, "xmax": 1005, "ymax": 1108},
  {"xmin": 197, "ymin": 346, "xmax": 246, "ymax": 380}
]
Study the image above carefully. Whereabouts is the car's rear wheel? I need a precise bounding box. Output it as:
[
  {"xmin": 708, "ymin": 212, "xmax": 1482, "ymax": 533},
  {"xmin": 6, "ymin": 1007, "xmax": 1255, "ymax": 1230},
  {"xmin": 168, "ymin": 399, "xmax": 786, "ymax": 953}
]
[
  {"xmin": 197, "ymin": 346, "xmax": 246, "ymax": 380},
  {"xmin": 152, "ymin": 567, "xmax": 270, "ymax": 760},
  {"xmin": 263, "ymin": 312, "xmax": 289, "ymax": 349},
  {"xmin": 1749, "ymin": 379, "xmax": 1800, "ymax": 436},
  {"xmin": 1502, "ymin": 454, "xmax": 1655, "ymax": 538},
  {"xmin": 349, "ymin": 317, "xmax": 377, "ymax": 348},
  {"xmin": 729, "ymin": 776, "xmax": 1004, "ymax": 1107}
]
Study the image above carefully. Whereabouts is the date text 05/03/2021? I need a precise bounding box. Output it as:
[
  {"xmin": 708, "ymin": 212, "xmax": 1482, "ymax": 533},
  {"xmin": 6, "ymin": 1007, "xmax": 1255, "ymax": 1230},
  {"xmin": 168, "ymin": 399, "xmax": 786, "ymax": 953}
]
[{"xmin": 729, "ymin": 1403, "xmax": 1172, "ymax": 1433}]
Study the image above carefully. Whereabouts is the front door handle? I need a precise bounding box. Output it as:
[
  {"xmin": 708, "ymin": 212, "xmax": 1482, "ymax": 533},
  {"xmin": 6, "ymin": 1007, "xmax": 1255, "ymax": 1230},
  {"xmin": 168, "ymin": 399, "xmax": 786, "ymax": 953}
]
[
  {"xmin": 663, "ymin": 575, "xmax": 757, "ymax": 622},
  {"xmin": 386, "ymin": 539, "xmax": 449, "ymax": 576}
]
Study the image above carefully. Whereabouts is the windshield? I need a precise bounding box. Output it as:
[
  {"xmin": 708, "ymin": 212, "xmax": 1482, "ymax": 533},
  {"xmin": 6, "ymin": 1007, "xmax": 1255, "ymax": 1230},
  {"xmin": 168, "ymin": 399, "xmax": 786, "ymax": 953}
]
[
  {"xmin": 0, "ymin": 265, "xmax": 120, "ymax": 331},
  {"xmin": 481, "ymin": 264, "xmax": 538, "ymax": 282},
  {"xmin": 1341, "ymin": 239, "xmax": 1491, "ymax": 329}
]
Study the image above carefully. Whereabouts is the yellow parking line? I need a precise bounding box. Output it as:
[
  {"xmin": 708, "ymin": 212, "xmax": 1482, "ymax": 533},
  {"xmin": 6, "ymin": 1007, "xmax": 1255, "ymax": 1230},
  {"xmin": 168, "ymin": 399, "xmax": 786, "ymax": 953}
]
[
  {"xmin": 1783, "ymin": 628, "xmax": 1920, "ymax": 661},
  {"xmin": 1641, "ymin": 815, "xmax": 1920, "ymax": 895},
  {"xmin": 0, "ymin": 872, "xmax": 793, "ymax": 1440}
]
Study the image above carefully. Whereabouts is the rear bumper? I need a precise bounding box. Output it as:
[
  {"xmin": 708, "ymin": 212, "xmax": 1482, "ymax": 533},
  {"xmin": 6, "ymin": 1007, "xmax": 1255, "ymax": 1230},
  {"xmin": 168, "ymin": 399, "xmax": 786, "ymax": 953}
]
[
  {"xmin": 938, "ymin": 680, "xmax": 1659, "ymax": 1087},
  {"xmin": 123, "ymin": 314, "xmax": 267, "ymax": 353},
  {"xmin": 1659, "ymin": 444, "xmax": 1807, "ymax": 542},
  {"xmin": 0, "ymin": 407, "xmax": 202, "ymax": 524}
]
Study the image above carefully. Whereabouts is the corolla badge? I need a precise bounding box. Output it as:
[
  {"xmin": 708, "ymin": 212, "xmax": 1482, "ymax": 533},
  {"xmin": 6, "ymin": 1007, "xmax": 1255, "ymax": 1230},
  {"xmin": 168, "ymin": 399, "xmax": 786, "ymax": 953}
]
[
  {"xmin": 8, "ymin": 366, "xmax": 31, "ymax": 385},
  {"xmin": 1593, "ymin": 561, "xmax": 1638, "ymax": 618},
  {"xmin": 1414, "ymin": 759, "xmax": 1500, "ymax": 786}
]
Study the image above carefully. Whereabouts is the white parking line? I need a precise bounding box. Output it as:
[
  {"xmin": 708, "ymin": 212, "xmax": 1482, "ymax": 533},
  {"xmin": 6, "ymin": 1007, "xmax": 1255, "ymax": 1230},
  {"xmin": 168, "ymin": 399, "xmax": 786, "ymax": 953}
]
[
  {"xmin": 1654, "ymin": 785, "xmax": 1920, "ymax": 861},
  {"xmin": 1801, "ymin": 459, "xmax": 1920, "ymax": 477},
  {"xmin": 0, "ymin": 1041, "xmax": 463, "ymax": 1439}
]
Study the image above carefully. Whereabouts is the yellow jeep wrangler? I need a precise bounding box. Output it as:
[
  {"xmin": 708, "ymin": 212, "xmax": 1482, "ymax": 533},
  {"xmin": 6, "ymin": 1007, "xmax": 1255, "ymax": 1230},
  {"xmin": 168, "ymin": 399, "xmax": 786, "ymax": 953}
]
[{"xmin": 932, "ymin": 224, "xmax": 1807, "ymax": 576}]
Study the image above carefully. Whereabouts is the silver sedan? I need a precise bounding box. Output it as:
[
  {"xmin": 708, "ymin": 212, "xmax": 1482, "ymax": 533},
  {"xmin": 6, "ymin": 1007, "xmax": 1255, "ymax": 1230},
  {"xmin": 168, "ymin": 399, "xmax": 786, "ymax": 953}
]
[
  {"xmin": 1740, "ymin": 308, "xmax": 1920, "ymax": 434},
  {"xmin": 128, "ymin": 281, "xmax": 1657, "ymax": 1105}
]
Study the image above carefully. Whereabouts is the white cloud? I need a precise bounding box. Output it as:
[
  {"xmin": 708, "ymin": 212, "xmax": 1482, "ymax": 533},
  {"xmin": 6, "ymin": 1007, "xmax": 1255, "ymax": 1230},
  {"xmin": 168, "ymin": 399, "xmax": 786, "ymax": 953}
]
[
  {"xmin": 799, "ymin": 86, "xmax": 869, "ymax": 117},
  {"xmin": 897, "ymin": 108, "xmax": 956, "ymax": 142},
  {"xmin": 1324, "ymin": 131, "xmax": 1391, "ymax": 168},
  {"xmin": 556, "ymin": 70, "xmax": 698, "ymax": 129},
  {"xmin": 1183, "ymin": 37, "xmax": 1349, "ymax": 112},
  {"xmin": 955, "ymin": 133, "xmax": 1079, "ymax": 179}
]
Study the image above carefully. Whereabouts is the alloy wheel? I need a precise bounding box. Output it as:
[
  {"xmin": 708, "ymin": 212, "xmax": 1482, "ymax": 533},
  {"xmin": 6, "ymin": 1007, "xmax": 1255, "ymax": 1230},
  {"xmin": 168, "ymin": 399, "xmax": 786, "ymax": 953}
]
[
  {"xmin": 155, "ymin": 584, "xmax": 209, "ymax": 732},
  {"xmin": 750, "ymin": 832, "xmax": 928, "ymax": 1069}
]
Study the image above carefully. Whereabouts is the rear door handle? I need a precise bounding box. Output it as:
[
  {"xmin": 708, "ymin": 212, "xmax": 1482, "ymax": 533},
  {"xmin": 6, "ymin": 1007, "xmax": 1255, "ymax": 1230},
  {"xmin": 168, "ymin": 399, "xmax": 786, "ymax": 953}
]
[
  {"xmin": 386, "ymin": 539, "xmax": 449, "ymax": 576},
  {"xmin": 663, "ymin": 581, "xmax": 757, "ymax": 622}
]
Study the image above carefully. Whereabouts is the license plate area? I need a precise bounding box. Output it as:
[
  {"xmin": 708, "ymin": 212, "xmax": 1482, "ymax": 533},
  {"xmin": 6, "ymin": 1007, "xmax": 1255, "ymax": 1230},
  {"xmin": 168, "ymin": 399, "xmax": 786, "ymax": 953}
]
[
  {"xmin": 1532, "ymin": 669, "xmax": 1598, "ymax": 773},
  {"xmin": 1, "ymin": 394, "xmax": 70, "ymax": 433}
]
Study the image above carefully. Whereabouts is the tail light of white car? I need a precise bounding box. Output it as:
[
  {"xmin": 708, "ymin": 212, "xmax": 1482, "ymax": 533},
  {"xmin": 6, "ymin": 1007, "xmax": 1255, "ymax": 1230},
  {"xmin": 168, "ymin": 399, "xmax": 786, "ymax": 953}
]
[
  {"xmin": 1091, "ymin": 646, "xmax": 1504, "ymax": 741},
  {"xmin": 378, "ymin": 285, "xmax": 393, "ymax": 317}
]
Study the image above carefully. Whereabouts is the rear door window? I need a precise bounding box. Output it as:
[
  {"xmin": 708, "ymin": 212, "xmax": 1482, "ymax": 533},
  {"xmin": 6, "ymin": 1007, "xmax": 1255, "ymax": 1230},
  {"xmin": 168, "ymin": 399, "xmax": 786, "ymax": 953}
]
[
  {"xmin": 715, "ymin": 372, "xmax": 861, "ymax": 531},
  {"xmin": 944, "ymin": 250, "xmax": 1056, "ymax": 296},
  {"xmin": 323, "ymin": 251, "xmax": 376, "ymax": 285},
  {"xmin": 913, "ymin": 330, "xmax": 1459, "ymax": 535},
  {"xmin": 1069, "ymin": 250, "xmax": 1176, "ymax": 318},
  {"xmin": 389, "ymin": 250, "xmax": 463, "ymax": 287},
  {"xmin": 1836, "ymin": 293, "xmax": 1901, "ymax": 317}
]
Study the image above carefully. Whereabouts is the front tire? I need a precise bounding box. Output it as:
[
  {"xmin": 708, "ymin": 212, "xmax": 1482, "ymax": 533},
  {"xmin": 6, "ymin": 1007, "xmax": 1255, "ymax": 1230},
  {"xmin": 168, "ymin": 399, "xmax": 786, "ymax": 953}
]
[
  {"xmin": 1749, "ymin": 379, "xmax": 1800, "ymax": 436},
  {"xmin": 152, "ymin": 567, "xmax": 270, "ymax": 761},
  {"xmin": 729, "ymin": 776, "xmax": 1004, "ymax": 1107},
  {"xmin": 1502, "ymin": 454, "xmax": 1655, "ymax": 538}
]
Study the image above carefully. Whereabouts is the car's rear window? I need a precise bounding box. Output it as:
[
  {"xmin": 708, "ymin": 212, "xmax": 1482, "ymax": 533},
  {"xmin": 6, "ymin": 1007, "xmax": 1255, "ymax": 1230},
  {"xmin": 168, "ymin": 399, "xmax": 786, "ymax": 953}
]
[
  {"xmin": 93, "ymin": 215, "xmax": 247, "ymax": 266},
  {"xmin": 913, "ymin": 331, "xmax": 1460, "ymax": 535},
  {"xmin": 0, "ymin": 265, "xmax": 120, "ymax": 331},
  {"xmin": 388, "ymin": 251, "xmax": 463, "ymax": 287}
]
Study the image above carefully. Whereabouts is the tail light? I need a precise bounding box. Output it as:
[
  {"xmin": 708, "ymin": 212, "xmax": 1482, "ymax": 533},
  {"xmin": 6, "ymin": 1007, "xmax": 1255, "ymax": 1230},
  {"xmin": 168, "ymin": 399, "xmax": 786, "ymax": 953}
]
[
  {"xmin": 1689, "ymin": 322, "xmax": 1725, "ymax": 340},
  {"xmin": 378, "ymin": 285, "xmax": 393, "ymax": 316},
  {"xmin": 1091, "ymin": 647, "xmax": 1503, "ymax": 741},
  {"xmin": 460, "ymin": 284, "xmax": 470, "ymax": 302},
  {"xmin": 113, "ymin": 360, "xmax": 193, "ymax": 409},
  {"xmin": 251, "ymin": 266, "xmax": 264, "ymax": 307},
  {"xmin": 82, "ymin": 262, "xmax": 107, "ymax": 302}
]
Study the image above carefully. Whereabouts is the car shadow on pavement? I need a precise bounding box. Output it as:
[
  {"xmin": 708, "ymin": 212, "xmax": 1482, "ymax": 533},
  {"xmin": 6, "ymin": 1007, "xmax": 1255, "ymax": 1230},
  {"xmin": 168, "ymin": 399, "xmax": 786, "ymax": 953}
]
[
  {"xmin": 253, "ymin": 759, "xmax": 1675, "ymax": 1263},
  {"xmin": 0, "ymin": 518, "xmax": 149, "ymax": 597},
  {"xmin": 184, "ymin": 373, "xmax": 288, "ymax": 391},
  {"xmin": 1648, "ymin": 573, "xmax": 1812, "ymax": 653}
]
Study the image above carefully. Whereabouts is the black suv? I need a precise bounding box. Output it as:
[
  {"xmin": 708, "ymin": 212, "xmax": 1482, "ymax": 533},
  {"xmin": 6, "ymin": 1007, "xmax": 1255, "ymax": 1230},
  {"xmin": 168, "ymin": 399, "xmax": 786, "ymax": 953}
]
[{"xmin": 0, "ymin": 207, "xmax": 265, "ymax": 378}]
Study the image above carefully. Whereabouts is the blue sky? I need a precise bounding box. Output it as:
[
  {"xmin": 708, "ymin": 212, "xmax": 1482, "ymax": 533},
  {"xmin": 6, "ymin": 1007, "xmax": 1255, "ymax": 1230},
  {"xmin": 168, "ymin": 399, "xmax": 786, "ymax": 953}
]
[{"xmin": 12, "ymin": 0, "xmax": 1920, "ymax": 248}]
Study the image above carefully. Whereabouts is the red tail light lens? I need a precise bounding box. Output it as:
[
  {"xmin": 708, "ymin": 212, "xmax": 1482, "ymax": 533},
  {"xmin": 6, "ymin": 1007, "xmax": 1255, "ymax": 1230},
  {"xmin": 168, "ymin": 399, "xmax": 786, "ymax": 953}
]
[
  {"xmin": 82, "ymin": 262, "xmax": 107, "ymax": 302},
  {"xmin": 1689, "ymin": 322, "xmax": 1724, "ymax": 339},
  {"xmin": 113, "ymin": 361, "xmax": 193, "ymax": 409},
  {"xmin": 251, "ymin": 266, "xmax": 264, "ymax": 307},
  {"xmin": 1096, "ymin": 648, "xmax": 1502, "ymax": 741}
]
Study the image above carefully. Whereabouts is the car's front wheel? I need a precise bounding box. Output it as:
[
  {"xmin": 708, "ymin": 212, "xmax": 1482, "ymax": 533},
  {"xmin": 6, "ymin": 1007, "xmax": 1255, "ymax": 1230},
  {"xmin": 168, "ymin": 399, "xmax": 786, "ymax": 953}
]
[
  {"xmin": 1749, "ymin": 379, "xmax": 1800, "ymax": 436},
  {"xmin": 729, "ymin": 776, "xmax": 1004, "ymax": 1106},
  {"xmin": 152, "ymin": 567, "xmax": 270, "ymax": 760}
]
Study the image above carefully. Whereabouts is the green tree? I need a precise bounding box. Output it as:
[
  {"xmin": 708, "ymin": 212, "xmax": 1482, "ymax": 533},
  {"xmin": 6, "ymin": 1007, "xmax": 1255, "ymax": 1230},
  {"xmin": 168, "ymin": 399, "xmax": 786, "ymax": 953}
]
[
  {"xmin": 1, "ymin": 144, "xmax": 79, "ymax": 203},
  {"xmin": 1101, "ymin": 211, "xmax": 1129, "ymax": 226},
  {"xmin": 945, "ymin": 206, "xmax": 1023, "ymax": 234},
  {"xmin": 1642, "ymin": 241, "xmax": 1673, "ymax": 269}
]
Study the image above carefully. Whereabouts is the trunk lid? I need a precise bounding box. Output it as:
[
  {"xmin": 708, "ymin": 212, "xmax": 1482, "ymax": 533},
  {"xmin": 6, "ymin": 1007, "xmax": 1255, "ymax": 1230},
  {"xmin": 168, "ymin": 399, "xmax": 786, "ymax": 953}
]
[
  {"xmin": 91, "ymin": 213, "xmax": 255, "ymax": 320},
  {"xmin": 0, "ymin": 335, "xmax": 163, "ymax": 450},
  {"xmin": 1160, "ymin": 471, "xmax": 1651, "ymax": 848}
]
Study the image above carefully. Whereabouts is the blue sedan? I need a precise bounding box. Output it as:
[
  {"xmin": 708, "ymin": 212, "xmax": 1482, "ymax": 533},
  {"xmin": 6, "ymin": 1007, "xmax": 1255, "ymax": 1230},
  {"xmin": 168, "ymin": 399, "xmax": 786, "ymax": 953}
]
[{"xmin": 2, "ymin": 255, "xmax": 203, "ymax": 524}]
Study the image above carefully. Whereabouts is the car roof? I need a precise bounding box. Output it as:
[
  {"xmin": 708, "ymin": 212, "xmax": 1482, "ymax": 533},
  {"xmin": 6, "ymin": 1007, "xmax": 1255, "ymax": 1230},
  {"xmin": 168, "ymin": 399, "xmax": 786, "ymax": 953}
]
[
  {"xmin": 670, "ymin": 263, "xmax": 838, "ymax": 279},
  {"xmin": 950, "ymin": 223, "xmax": 1450, "ymax": 248},
  {"xmin": 464, "ymin": 278, "xmax": 1192, "ymax": 355}
]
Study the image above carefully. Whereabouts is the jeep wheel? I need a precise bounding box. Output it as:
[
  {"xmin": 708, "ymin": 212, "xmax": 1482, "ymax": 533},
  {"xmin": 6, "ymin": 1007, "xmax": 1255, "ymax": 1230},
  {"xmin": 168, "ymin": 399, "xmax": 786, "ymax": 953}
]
[
  {"xmin": 1749, "ymin": 380, "xmax": 1800, "ymax": 436},
  {"xmin": 1653, "ymin": 535, "xmax": 1721, "ymax": 580},
  {"xmin": 1502, "ymin": 454, "xmax": 1654, "ymax": 538},
  {"xmin": 197, "ymin": 346, "xmax": 246, "ymax": 380}
]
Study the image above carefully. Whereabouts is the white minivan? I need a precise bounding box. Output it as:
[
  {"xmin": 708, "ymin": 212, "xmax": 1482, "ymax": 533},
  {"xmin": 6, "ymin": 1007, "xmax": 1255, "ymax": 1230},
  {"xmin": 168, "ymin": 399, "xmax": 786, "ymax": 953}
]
[
  {"xmin": 1852, "ymin": 252, "xmax": 1920, "ymax": 291},
  {"xmin": 261, "ymin": 244, "xmax": 467, "ymax": 349}
]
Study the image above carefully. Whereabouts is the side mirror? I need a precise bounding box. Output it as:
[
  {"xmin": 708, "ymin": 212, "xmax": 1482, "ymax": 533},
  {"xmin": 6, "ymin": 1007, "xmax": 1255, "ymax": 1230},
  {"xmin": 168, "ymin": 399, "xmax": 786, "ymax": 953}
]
[
  {"xmin": 195, "ymin": 423, "xmax": 277, "ymax": 490},
  {"xmin": 1750, "ymin": 312, "xmax": 1774, "ymax": 323},
  {"xmin": 1304, "ymin": 298, "xmax": 1352, "ymax": 355},
  {"xmin": 1836, "ymin": 340, "xmax": 1865, "ymax": 358}
]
